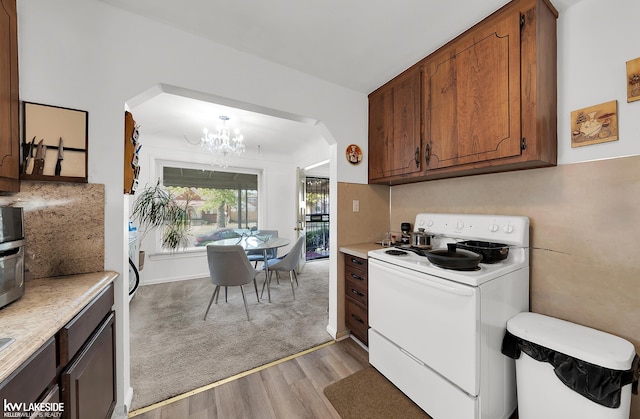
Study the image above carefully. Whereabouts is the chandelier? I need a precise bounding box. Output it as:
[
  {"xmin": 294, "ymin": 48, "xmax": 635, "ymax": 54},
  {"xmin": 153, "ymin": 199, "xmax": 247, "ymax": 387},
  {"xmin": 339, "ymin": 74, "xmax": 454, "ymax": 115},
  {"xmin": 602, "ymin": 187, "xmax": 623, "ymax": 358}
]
[{"xmin": 201, "ymin": 115, "xmax": 245, "ymax": 167}]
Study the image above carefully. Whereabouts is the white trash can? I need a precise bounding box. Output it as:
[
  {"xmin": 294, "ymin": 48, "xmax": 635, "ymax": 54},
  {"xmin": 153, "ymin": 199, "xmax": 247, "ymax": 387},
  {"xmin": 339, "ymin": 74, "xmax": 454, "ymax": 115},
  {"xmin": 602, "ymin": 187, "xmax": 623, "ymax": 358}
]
[{"xmin": 503, "ymin": 312, "xmax": 638, "ymax": 419}]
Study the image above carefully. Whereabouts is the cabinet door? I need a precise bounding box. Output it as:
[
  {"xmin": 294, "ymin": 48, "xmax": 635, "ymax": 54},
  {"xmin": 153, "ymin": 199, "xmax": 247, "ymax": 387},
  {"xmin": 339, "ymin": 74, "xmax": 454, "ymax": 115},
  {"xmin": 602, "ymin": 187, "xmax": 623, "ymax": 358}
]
[
  {"xmin": 0, "ymin": 0, "xmax": 20, "ymax": 192},
  {"xmin": 424, "ymin": 11, "xmax": 522, "ymax": 170},
  {"xmin": 61, "ymin": 312, "xmax": 116, "ymax": 419},
  {"xmin": 390, "ymin": 70, "xmax": 421, "ymax": 177},
  {"xmin": 368, "ymin": 68, "xmax": 421, "ymax": 181},
  {"xmin": 368, "ymin": 87, "xmax": 392, "ymax": 180}
]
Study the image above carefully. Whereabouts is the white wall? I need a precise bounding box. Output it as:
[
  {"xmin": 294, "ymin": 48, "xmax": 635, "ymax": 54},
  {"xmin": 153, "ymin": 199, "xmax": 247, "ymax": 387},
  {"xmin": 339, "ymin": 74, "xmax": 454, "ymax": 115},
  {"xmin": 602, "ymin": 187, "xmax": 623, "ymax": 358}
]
[
  {"xmin": 16, "ymin": 0, "xmax": 365, "ymax": 414},
  {"xmin": 557, "ymin": 0, "xmax": 640, "ymax": 165}
]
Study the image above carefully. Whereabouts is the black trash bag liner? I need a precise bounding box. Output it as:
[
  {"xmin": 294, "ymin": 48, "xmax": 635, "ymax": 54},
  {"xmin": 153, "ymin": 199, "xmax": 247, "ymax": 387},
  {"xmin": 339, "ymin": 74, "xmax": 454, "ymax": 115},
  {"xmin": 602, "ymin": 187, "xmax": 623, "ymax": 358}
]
[{"xmin": 502, "ymin": 330, "xmax": 639, "ymax": 409}]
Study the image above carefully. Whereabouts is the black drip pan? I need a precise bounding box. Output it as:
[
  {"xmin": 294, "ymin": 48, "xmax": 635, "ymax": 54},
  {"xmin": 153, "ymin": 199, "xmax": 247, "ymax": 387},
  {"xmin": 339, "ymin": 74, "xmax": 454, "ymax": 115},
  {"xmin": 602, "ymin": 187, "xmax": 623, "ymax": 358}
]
[{"xmin": 385, "ymin": 249, "xmax": 408, "ymax": 256}]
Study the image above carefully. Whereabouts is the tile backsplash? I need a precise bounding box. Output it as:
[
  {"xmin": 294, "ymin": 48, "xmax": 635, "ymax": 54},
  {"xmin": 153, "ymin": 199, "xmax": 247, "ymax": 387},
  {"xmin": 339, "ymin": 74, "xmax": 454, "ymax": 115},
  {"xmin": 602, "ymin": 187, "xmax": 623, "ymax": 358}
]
[{"xmin": 0, "ymin": 181, "xmax": 104, "ymax": 279}]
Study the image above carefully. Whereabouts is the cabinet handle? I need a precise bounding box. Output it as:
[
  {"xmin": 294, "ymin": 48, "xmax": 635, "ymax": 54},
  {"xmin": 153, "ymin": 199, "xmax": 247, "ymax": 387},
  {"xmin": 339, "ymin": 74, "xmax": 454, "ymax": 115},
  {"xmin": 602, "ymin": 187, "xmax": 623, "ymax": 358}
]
[
  {"xmin": 414, "ymin": 147, "xmax": 420, "ymax": 168},
  {"xmin": 350, "ymin": 288, "xmax": 365, "ymax": 297},
  {"xmin": 350, "ymin": 273, "xmax": 364, "ymax": 281},
  {"xmin": 425, "ymin": 144, "xmax": 431, "ymax": 163},
  {"xmin": 350, "ymin": 257, "xmax": 364, "ymax": 265},
  {"xmin": 351, "ymin": 314, "xmax": 365, "ymax": 324}
]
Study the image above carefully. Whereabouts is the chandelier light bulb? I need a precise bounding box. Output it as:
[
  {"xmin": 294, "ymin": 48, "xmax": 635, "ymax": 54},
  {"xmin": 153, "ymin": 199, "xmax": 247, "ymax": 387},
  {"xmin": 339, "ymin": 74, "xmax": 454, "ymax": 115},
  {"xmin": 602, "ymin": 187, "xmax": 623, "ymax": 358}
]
[{"xmin": 200, "ymin": 115, "xmax": 245, "ymax": 167}]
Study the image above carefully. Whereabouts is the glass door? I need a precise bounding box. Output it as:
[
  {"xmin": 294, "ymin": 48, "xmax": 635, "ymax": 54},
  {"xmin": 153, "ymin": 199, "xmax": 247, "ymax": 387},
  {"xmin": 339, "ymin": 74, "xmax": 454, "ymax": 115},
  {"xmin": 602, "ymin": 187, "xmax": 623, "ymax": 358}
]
[{"xmin": 304, "ymin": 176, "xmax": 330, "ymax": 260}]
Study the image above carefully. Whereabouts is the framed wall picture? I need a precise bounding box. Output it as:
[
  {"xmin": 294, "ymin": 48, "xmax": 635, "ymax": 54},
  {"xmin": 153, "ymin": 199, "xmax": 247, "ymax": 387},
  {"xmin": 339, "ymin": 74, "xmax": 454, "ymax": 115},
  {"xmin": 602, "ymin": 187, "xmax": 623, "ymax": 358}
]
[
  {"xmin": 626, "ymin": 57, "xmax": 640, "ymax": 103},
  {"xmin": 21, "ymin": 102, "xmax": 88, "ymax": 182},
  {"xmin": 570, "ymin": 100, "xmax": 618, "ymax": 148}
]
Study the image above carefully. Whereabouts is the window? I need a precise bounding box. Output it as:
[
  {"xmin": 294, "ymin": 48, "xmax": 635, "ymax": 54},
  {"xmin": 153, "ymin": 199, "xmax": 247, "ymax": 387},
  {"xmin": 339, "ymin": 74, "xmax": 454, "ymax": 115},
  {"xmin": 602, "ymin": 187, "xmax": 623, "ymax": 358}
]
[{"xmin": 161, "ymin": 165, "xmax": 260, "ymax": 248}]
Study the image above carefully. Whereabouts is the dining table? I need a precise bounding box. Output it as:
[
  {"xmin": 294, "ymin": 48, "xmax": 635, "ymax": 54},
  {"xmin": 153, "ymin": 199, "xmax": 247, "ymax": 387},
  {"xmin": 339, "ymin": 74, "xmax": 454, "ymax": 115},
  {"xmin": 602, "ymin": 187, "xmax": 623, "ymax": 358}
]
[{"xmin": 213, "ymin": 234, "xmax": 291, "ymax": 302}]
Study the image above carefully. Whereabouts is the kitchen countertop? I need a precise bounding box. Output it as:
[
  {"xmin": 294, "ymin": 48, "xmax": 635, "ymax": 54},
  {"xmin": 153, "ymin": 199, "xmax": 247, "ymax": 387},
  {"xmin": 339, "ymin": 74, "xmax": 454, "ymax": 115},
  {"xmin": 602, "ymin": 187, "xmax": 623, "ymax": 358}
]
[
  {"xmin": 0, "ymin": 271, "xmax": 118, "ymax": 382},
  {"xmin": 339, "ymin": 242, "xmax": 385, "ymax": 259}
]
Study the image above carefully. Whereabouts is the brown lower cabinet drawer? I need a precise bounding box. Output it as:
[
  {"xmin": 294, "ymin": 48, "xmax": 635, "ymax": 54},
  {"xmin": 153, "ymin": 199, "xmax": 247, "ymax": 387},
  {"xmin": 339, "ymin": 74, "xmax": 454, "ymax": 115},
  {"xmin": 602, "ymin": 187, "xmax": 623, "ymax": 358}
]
[
  {"xmin": 345, "ymin": 298, "xmax": 369, "ymax": 345},
  {"xmin": 345, "ymin": 255, "xmax": 367, "ymax": 277},
  {"xmin": 345, "ymin": 264, "xmax": 368, "ymax": 287},
  {"xmin": 58, "ymin": 283, "xmax": 114, "ymax": 365},
  {"xmin": 345, "ymin": 276, "xmax": 368, "ymax": 306},
  {"xmin": 0, "ymin": 337, "xmax": 56, "ymax": 408}
]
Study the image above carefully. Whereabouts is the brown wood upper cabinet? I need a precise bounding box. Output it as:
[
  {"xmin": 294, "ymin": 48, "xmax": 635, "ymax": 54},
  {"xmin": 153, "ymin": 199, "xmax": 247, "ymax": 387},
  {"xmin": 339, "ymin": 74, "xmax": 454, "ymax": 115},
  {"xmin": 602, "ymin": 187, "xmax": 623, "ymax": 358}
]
[
  {"xmin": 0, "ymin": 0, "xmax": 21, "ymax": 192},
  {"xmin": 369, "ymin": 0, "xmax": 558, "ymax": 184},
  {"xmin": 424, "ymin": 9, "xmax": 521, "ymax": 170},
  {"xmin": 368, "ymin": 67, "xmax": 421, "ymax": 180}
]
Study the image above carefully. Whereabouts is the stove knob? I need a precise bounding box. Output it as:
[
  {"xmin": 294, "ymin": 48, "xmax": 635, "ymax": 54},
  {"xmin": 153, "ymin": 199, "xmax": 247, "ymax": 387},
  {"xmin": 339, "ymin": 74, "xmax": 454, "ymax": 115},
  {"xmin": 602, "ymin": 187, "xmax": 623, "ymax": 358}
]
[
  {"xmin": 456, "ymin": 220, "xmax": 464, "ymax": 230},
  {"xmin": 426, "ymin": 219, "xmax": 434, "ymax": 227},
  {"xmin": 489, "ymin": 223, "xmax": 500, "ymax": 233},
  {"xmin": 503, "ymin": 223, "xmax": 514, "ymax": 234}
]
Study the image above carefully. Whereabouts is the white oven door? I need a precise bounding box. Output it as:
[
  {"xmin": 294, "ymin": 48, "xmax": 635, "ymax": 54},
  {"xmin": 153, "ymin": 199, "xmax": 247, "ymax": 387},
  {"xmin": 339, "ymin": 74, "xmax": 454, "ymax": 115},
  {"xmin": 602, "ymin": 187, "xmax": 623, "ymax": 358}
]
[{"xmin": 369, "ymin": 258, "xmax": 480, "ymax": 396}]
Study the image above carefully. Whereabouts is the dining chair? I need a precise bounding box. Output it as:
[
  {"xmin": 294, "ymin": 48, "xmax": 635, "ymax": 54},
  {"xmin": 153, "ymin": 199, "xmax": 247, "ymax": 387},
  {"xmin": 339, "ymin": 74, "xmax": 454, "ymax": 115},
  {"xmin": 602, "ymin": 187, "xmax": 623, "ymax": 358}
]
[
  {"xmin": 246, "ymin": 230, "xmax": 279, "ymax": 267},
  {"xmin": 204, "ymin": 245, "xmax": 260, "ymax": 321},
  {"xmin": 261, "ymin": 235, "xmax": 305, "ymax": 300}
]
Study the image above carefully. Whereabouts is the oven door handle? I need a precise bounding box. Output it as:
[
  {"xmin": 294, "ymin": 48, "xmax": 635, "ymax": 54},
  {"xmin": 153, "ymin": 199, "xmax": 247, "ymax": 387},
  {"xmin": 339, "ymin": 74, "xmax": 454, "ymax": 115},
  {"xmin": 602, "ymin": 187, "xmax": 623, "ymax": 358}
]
[
  {"xmin": 369, "ymin": 259, "xmax": 474, "ymax": 297},
  {"xmin": 370, "ymin": 259, "xmax": 475, "ymax": 297},
  {"xmin": 416, "ymin": 277, "xmax": 475, "ymax": 297}
]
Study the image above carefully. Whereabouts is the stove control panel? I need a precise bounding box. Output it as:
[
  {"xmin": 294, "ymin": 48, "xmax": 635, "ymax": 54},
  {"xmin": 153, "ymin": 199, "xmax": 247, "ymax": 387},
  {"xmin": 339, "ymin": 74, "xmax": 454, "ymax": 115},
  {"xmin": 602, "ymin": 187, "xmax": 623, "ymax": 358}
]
[{"xmin": 415, "ymin": 213, "xmax": 529, "ymax": 246}]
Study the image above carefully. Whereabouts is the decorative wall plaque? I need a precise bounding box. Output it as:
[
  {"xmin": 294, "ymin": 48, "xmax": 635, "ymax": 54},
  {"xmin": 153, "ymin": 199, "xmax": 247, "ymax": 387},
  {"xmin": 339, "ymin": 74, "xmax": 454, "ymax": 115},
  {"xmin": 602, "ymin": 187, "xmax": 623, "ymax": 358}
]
[
  {"xmin": 346, "ymin": 144, "xmax": 362, "ymax": 165},
  {"xmin": 570, "ymin": 100, "xmax": 618, "ymax": 148},
  {"xmin": 626, "ymin": 57, "xmax": 640, "ymax": 103}
]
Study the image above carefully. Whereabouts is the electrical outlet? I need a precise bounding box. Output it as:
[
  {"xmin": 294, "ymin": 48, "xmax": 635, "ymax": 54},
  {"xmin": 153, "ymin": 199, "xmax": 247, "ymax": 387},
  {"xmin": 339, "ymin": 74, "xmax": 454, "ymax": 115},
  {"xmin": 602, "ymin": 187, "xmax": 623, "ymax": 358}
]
[{"xmin": 352, "ymin": 200, "xmax": 360, "ymax": 212}]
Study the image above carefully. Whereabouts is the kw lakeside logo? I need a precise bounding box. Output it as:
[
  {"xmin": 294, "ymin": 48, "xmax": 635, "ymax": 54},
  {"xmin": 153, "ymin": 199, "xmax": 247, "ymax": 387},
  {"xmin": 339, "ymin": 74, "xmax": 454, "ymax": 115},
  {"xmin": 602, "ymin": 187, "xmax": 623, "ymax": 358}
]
[{"xmin": 3, "ymin": 399, "xmax": 64, "ymax": 418}]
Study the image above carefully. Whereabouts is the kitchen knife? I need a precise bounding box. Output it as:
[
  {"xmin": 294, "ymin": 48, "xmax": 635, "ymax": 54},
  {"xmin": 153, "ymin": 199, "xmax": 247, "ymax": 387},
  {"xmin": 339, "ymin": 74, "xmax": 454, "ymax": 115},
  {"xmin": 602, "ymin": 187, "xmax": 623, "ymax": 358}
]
[
  {"xmin": 21, "ymin": 136, "xmax": 36, "ymax": 174},
  {"xmin": 55, "ymin": 137, "xmax": 64, "ymax": 176},
  {"xmin": 32, "ymin": 139, "xmax": 46, "ymax": 175}
]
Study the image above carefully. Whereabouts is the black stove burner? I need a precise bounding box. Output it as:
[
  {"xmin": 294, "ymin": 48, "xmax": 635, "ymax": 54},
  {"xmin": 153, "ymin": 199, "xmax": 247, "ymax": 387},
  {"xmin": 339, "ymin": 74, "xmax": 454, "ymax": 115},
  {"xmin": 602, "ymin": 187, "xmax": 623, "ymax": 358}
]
[
  {"xmin": 385, "ymin": 249, "xmax": 408, "ymax": 256},
  {"xmin": 435, "ymin": 264, "xmax": 481, "ymax": 272},
  {"xmin": 393, "ymin": 245, "xmax": 428, "ymax": 257}
]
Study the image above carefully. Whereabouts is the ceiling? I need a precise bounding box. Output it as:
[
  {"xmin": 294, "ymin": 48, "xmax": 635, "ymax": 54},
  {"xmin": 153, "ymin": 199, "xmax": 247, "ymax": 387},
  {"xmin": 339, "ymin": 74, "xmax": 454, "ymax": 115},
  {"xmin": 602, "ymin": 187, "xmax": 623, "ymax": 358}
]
[
  {"xmin": 106, "ymin": 0, "xmax": 582, "ymax": 160},
  {"xmin": 127, "ymin": 86, "xmax": 326, "ymax": 161}
]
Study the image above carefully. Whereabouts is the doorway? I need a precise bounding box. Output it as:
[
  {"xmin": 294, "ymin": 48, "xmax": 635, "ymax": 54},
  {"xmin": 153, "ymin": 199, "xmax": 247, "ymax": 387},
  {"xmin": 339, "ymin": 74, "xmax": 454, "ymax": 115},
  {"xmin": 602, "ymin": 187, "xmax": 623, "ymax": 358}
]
[{"xmin": 305, "ymin": 177, "xmax": 329, "ymax": 260}]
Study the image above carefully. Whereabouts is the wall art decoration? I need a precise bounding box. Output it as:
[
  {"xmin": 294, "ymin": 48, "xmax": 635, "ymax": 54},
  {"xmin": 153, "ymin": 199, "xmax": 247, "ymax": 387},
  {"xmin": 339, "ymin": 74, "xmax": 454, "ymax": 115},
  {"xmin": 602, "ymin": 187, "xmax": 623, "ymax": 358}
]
[
  {"xmin": 21, "ymin": 102, "xmax": 88, "ymax": 182},
  {"xmin": 571, "ymin": 100, "xmax": 618, "ymax": 148},
  {"xmin": 626, "ymin": 57, "xmax": 640, "ymax": 103},
  {"xmin": 346, "ymin": 144, "xmax": 363, "ymax": 165}
]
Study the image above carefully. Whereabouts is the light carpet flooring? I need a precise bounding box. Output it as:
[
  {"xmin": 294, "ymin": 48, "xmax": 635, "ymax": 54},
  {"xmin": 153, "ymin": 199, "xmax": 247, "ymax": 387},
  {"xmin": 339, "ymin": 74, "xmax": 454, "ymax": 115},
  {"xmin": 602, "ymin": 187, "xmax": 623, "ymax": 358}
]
[{"xmin": 129, "ymin": 259, "xmax": 332, "ymax": 411}]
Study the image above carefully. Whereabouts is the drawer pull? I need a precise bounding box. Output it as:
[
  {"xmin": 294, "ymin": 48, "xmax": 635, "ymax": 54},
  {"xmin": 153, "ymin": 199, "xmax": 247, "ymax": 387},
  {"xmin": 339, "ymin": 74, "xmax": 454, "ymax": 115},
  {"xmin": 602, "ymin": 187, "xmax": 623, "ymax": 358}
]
[
  {"xmin": 350, "ymin": 288, "xmax": 365, "ymax": 297},
  {"xmin": 350, "ymin": 273, "xmax": 364, "ymax": 281},
  {"xmin": 351, "ymin": 314, "xmax": 365, "ymax": 324},
  {"xmin": 350, "ymin": 257, "xmax": 364, "ymax": 265}
]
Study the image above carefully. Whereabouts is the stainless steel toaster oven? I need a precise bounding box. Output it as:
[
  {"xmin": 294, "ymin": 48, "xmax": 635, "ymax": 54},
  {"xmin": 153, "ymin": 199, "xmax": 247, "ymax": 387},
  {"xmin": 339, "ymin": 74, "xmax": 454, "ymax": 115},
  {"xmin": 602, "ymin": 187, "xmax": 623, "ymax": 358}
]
[{"xmin": 0, "ymin": 207, "xmax": 25, "ymax": 310}]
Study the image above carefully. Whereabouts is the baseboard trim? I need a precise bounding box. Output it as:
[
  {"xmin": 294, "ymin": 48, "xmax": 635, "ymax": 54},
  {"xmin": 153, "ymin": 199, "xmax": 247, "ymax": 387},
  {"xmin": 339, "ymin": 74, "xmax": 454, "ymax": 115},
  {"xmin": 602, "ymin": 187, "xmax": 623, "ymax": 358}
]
[{"xmin": 141, "ymin": 273, "xmax": 208, "ymax": 286}]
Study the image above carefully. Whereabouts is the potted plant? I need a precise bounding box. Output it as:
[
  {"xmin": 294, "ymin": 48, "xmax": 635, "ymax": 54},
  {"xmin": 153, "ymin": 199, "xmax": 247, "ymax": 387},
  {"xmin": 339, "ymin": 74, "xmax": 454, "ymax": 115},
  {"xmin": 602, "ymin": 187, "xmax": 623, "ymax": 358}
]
[{"xmin": 131, "ymin": 179, "xmax": 192, "ymax": 251}]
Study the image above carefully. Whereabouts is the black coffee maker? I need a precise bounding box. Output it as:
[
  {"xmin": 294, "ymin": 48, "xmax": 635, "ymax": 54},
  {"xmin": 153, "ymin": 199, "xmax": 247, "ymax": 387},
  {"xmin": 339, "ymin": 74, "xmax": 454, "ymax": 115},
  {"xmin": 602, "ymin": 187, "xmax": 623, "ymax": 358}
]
[{"xmin": 400, "ymin": 222, "xmax": 411, "ymax": 245}]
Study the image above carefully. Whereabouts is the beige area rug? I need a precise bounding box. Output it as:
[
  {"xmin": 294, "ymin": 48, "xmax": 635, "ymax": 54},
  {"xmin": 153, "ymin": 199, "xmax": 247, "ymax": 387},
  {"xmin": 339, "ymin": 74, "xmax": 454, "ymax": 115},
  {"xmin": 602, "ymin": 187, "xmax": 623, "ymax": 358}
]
[
  {"xmin": 129, "ymin": 259, "xmax": 332, "ymax": 411},
  {"xmin": 324, "ymin": 366, "xmax": 432, "ymax": 419}
]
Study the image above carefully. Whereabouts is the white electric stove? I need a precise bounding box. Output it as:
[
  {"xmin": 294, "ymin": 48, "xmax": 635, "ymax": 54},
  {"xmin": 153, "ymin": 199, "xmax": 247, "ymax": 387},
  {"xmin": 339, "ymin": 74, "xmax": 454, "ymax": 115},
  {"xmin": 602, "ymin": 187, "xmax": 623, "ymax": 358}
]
[{"xmin": 368, "ymin": 213, "xmax": 530, "ymax": 419}]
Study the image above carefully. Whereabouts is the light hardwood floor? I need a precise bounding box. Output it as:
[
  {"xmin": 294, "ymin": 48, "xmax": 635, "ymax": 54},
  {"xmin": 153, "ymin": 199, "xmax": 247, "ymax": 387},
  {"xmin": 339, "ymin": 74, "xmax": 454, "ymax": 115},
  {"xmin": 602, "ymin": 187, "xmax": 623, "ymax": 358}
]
[{"xmin": 129, "ymin": 338, "xmax": 369, "ymax": 419}]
